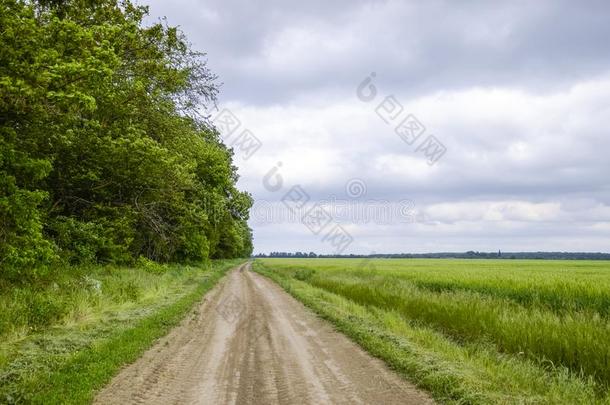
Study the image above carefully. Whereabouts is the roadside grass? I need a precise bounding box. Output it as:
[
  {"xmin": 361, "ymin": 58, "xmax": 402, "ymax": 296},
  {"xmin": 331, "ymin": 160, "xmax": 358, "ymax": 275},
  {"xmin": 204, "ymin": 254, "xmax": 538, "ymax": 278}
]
[
  {"xmin": 310, "ymin": 275, "xmax": 610, "ymax": 386},
  {"xmin": 254, "ymin": 259, "xmax": 610, "ymax": 404},
  {"xmin": 0, "ymin": 259, "xmax": 242, "ymax": 404}
]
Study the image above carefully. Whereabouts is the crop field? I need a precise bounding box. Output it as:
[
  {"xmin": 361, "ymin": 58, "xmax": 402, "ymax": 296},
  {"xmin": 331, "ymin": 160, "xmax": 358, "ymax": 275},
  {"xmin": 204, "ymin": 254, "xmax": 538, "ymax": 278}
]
[{"xmin": 254, "ymin": 258, "xmax": 610, "ymax": 404}]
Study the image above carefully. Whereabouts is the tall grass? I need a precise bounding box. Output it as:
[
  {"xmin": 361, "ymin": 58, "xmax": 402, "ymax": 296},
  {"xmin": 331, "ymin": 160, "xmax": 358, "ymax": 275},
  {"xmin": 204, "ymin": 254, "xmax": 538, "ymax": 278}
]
[
  {"xmin": 0, "ymin": 263, "xmax": 193, "ymax": 341},
  {"xmin": 311, "ymin": 275, "xmax": 610, "ymax": 386},
  {"xmin": 0, "ymin": 259, "xmax": 231, "ymax": 340},
  {"xmin": 259, "ymin": 258, "xmax": 610, "ymax": 389},
  {"xmin": 255, "ymin": 260, "xmax": 610, "ymax": 404},
  {"xmin": 276, "ymin": 259, "xmax": 610, "ymax": 316},
  {"xmin": 0, "ymin": 260, "xmax": 242, "ymax": 403}
]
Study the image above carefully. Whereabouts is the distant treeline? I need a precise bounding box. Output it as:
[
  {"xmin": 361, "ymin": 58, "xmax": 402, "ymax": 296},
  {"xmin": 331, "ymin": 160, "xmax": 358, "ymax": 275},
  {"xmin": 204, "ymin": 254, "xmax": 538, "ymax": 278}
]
[
  {"xmin": 256, "ymin": 251, "xmax": 610, "ymax": 260},
  {"xmin": 1, "ymin": 0, "xmax": 252, "ymax": 280}
]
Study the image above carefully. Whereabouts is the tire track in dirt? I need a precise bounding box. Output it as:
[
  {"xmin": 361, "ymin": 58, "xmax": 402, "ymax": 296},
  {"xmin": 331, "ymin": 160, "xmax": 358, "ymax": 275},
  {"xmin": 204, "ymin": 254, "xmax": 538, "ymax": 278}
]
[{"xmin": 95, "ymin": 263, "xmax": 433, "ymax": 404}]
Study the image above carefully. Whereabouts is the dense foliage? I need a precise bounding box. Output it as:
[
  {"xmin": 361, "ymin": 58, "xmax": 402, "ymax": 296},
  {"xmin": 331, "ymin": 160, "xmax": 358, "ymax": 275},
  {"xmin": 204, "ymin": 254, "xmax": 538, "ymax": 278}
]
[{"xmin": 0, "ymin": 0, "xmax": 253, "ymax": 279}]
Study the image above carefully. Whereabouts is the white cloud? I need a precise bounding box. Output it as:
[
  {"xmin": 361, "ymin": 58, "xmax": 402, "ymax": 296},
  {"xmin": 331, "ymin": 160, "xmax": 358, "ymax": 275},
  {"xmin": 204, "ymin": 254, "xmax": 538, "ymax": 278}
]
[{"xmin": 143, "ymin": 0, "xmax": 610, "ymax": 253}]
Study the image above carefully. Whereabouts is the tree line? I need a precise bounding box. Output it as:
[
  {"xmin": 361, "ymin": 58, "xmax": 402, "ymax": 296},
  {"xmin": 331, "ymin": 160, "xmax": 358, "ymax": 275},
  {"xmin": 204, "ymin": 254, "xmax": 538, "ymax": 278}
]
[
  {"xmin": 256, "ymin": 252, "xmax": 610, "ymax": 260},
  {"xmin": 0, "ymin": 0, "xmax": 253, "ymax": 280}
]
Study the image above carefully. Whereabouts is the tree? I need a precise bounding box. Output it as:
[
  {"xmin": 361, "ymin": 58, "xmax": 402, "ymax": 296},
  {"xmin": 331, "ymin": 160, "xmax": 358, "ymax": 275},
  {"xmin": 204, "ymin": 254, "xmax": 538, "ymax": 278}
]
[{"xmin": 0, "ymin": 0, "xmax": 253, "ymax": 278}]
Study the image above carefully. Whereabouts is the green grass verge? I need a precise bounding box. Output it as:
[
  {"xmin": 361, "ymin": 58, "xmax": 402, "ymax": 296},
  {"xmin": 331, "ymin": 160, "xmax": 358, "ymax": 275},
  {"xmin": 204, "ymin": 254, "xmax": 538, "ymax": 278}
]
[
  {"xmin": 0, "ymin": 259, "xmax": 243, "ymax": 404},
  {"xmin": 254, "ymin": 260, "xmax": 610, "ymax": 405}
]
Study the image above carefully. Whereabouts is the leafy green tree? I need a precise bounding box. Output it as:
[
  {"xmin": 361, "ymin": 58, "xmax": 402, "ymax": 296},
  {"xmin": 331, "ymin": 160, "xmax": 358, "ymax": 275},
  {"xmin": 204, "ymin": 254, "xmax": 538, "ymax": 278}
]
[{"xmin": 0, "ymin": 0, "xmax": 253, "ymax": 278}]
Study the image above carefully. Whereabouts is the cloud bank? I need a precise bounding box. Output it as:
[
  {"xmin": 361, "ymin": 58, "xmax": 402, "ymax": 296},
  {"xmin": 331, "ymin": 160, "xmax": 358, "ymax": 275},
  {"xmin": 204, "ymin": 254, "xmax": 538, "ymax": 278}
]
[{"xmin": 143, "ymin": 0, "xmax": 610, "ymax": 254}]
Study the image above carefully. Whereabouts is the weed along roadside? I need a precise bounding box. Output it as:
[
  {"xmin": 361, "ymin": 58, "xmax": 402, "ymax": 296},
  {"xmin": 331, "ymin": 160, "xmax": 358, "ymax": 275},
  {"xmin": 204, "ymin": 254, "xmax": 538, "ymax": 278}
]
[{"xmin": 0, "ymin": 260, "xmax": 243, "ymax": 404}]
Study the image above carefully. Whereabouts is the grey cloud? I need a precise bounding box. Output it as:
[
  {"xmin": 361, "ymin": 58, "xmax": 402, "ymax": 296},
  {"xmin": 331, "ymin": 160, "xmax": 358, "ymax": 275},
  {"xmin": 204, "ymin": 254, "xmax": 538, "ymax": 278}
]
[
  {"xmin": 142, "ymin": 0, "xmax": 610, "ymax": 253},
  {"xmin": 145, "ymin": 0, "xmax": 610, "ymax": 104}
]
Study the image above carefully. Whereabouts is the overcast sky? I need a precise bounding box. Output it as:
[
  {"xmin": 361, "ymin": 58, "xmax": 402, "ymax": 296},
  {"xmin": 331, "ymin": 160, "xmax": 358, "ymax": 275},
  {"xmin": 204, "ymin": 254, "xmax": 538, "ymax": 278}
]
[{"xmin": 143, "ymin": 0, "xmax": 610, "ymax": 254}]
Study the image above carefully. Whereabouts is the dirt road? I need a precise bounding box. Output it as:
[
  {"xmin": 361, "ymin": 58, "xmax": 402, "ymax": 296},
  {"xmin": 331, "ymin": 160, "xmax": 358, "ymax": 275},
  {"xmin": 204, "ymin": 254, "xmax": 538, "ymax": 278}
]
[{"xmin": 95, "ymin": 263, "xmax": 433, "ymax": 404}]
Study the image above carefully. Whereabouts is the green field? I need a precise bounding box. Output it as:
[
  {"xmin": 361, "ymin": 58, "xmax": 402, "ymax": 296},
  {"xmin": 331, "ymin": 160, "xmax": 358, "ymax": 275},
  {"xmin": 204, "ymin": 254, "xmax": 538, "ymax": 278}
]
[{"xmin": 255, "ymin": 258, "xmax": 610, "ymax": 404}]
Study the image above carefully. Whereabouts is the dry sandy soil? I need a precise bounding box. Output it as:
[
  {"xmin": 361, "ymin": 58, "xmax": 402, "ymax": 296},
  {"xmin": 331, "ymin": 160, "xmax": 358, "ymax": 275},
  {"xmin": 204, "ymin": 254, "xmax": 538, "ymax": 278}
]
[{"xmin": 95, "ymin": 263, "xmax": 433, "ymax": 404}]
